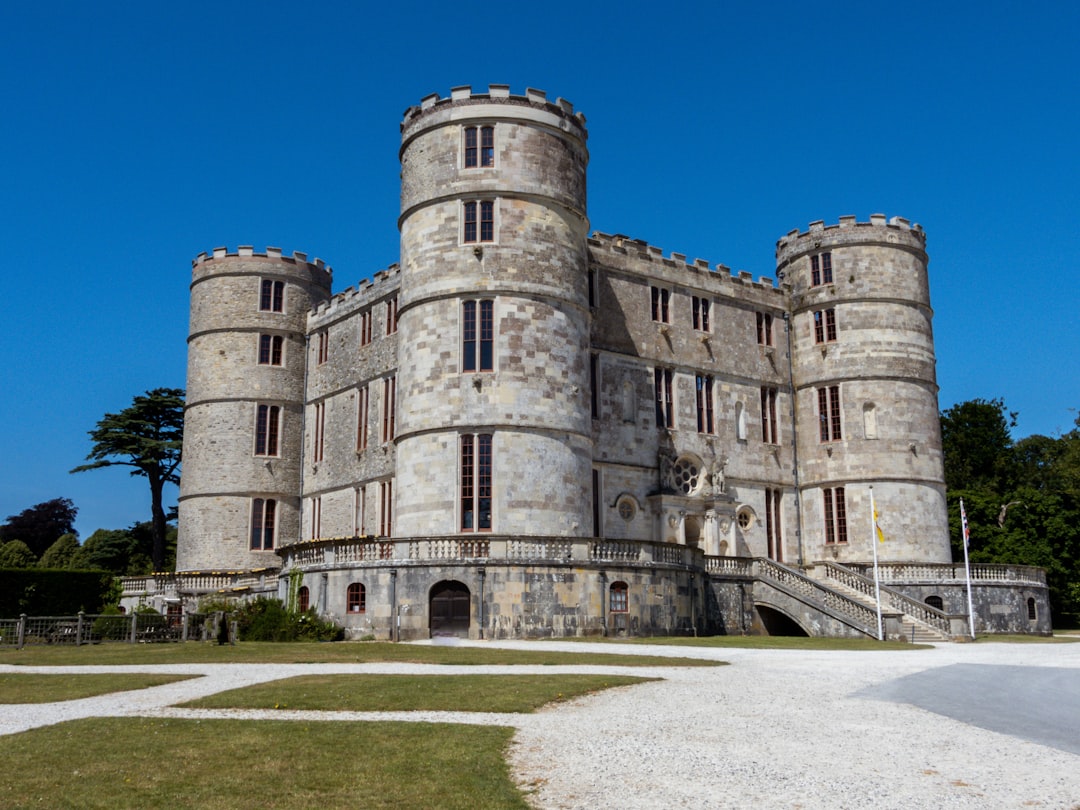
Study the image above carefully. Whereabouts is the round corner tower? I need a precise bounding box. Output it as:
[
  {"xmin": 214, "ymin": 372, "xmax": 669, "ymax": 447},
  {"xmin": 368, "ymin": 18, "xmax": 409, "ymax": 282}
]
[
  {"xmin": 776, "ymin": 215, "xmax": 950, "ymax": 564},
  {"xmin": 394, "ymin": 85, "xmax": 592, "ymax": 537},
  {"xmin": 177, "ymin": 247, "xmax": 332, "ymax": 571}
]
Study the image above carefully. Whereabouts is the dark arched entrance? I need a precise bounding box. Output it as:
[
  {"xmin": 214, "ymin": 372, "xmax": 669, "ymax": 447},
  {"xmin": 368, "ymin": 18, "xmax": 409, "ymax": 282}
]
[
  {"xmin": 429, "ymin": 580, "xmax": 471, "ymax": 637},
  {"xmin": 755, "ymin": 605, "xmax": 810, "ymax": 636}
]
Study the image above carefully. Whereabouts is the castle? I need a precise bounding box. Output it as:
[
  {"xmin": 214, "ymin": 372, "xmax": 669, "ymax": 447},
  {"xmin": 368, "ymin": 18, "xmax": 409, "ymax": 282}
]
[{"xmin": 160, "ymin": 85, "xmax": 1049, "ymax": 640}]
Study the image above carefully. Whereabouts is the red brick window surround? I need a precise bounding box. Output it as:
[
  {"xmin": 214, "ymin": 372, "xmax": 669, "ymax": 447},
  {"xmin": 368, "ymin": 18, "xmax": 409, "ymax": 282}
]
[
  {"xmin": 463, "ymin": 125, "xmax": 494, "ymax": 168},
  {"xmin": 460, "ymin": 433, "xmax": 493, "ymax": 532}
]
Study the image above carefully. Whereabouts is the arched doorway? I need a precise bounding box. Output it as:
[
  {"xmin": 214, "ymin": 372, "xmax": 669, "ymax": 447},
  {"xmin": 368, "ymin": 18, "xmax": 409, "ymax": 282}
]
[{"xmin": 429, "ymin": 580, "xmax": 471, "ymax": 637}]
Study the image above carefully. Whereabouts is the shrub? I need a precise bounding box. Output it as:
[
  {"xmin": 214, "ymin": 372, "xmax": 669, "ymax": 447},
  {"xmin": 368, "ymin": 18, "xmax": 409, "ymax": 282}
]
[{"xmin": 233, "ymin": 597, "xmax": 342, "ymax": 642}]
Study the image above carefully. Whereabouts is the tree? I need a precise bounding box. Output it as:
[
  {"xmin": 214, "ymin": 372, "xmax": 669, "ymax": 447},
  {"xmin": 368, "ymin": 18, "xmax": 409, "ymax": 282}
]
[
  {"xmin": 71, "ymin": 388, "xmax": 184, "ymax": 571},
  {"xmin": 38, "ymin": 533, "xmax": 80, "ymax": 569},
  {"xmin": 0, "ymin": 540, "xmax": 36, "ymax": 569},
  {"xmin": 940, "ymin": 398, "xmax": 1017, "ymax": 492},
  {"xmin": 0, "ymin": 497, "xmax": 78, "ymax": 559}
]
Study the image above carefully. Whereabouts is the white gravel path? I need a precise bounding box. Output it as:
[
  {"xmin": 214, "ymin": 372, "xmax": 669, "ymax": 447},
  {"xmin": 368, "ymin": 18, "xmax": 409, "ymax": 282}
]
[{"xmin": 3, "ymin": 640, "xmax": 1079, "ymax": 809}]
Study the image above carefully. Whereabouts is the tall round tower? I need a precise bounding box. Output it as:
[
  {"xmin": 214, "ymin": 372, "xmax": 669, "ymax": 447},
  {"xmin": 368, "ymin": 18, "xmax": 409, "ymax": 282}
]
[
  {"xmin": 776, "ymin": 215, "xmax": 950, "ymax": 564},
  {"xmin": 177, "ymin": 247, "xmax": 332, "ymax": 571},
  {"xmin": 394, "ymin": 85, "xmax": 591, "ymax": 537}
]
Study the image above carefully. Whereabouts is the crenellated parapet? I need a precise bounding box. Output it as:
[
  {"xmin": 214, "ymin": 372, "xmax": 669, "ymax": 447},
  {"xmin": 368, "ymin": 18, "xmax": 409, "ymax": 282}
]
[
  {"xmin": 401, "ymin": 84, "xmax": 587, "ymax": 138},
  {"xmin": 190, "ymin": 246, "xmax": 333, "ymax": 292},
  {"xmin": 589, "ymin": 231, "xmax": 782, "ymax": 296},
  {"xmin": 776, "ymin": 215, "xmax": 926, "ymax": 269},
  {"xmin": 310, "ymin": 263, "xmax": 401, "ymax": 325}
]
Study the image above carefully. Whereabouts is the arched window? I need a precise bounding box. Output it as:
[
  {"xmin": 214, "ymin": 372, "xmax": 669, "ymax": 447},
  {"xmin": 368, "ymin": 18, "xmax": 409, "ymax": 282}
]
[
  {"xmin": 347, "ymin": 583, "xmax": 366, "ymax": 614},
  {"xmin": 298, "ymin": 586, "xmax": 310, "ymax": 612},
  {"xmin": 609, "ymin": 581, "xmax": 628, "ymax": 613},
  {"xmin": 925, "ymin": 595, "xmax": 944, "ymax": 611},
  {"xmin": 1027, "ymin": 597, "xmax": 1037, "ymax": 621}
]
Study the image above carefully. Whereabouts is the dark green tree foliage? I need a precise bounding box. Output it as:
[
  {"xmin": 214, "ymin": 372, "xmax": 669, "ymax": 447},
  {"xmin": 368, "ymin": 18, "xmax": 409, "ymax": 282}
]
[
  {"xmin": 71, "ymin": 388, "xmax": 184, "ymax": 571},
  {"xmin": 0, "ymin": 570, "xmax": 116, "ymax": 615},
  {"xmin": 38, "ymin": 533, "xmax": 80, "ymax": 569},
  {"xmin": 0, "ymin": 540, "xmax": 36, "ymax": 569},
  {"xmin": 0, "ymin": 498, "xmax": 78, "ymax": 559},
  {"xmin": 943, "ymin": 400, "xmax": 1080, "ymax": 625}
]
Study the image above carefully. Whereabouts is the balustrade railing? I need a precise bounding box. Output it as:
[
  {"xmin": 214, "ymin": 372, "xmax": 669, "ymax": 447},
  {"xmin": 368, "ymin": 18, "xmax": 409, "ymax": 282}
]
[
  {"xmin": 844, "ymin": 561, "xmax": 1046, "ymax": 585},
  {"xmin": 818, "ymin": 561, "xmax": 951, "ymax": 636},
  {"xmin": 753, "ymin": 558, "xmax": 880, "ymax": 632}
]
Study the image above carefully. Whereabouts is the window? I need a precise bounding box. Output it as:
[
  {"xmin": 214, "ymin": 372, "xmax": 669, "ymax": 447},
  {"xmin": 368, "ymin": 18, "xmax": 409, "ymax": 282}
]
[
  {"xmin": 925, "ymin": 595, "xmax": 944, "ymax": 611},
  {"xmin": 356, "ymin": 386, "xmax": 369, "ymax": 451},
  {"xmin": 756, "ymin": 312, "xmax": 773, "ymax": 346},
  {"xmin": 1027, "ymin": 597, "xmax": 1037, "ymax": 621},
  {"xmin": 316, "ymin": 330, "xmax": 329, "ymax": 365},
  {"xmin": 823, "ymin": 487, "xmax": 847, "ymax": 544},
  {"xmin": 461, "ymin": 433, "xmax": 493, "ymax": 532},
  {"xmin": 765, "ymin": 488, "xmax": 782, "ymax": 562},
  {"xmin": 692, "ymin": 296, "xmax": 710, "ymax": 331},
  {"xmin": 650, "ymin": 287, "xmax": 670, "ymax": 323},
  {"xmin": 250, "ymin": 498, "xmax": 276, "ymax": 550},
  {"xmin": 313, "ymin": 402, "xmax": 325, "ymax": 463},
  {"xmin": 696, "ymin": 375, "xmax": 714, "ymax": 434},
  {"xmin": 671, "ymin": 456, "xmax": 702, "ymax": 495},
  {"xmin": 354, "ymin": 486, "xmax": 366, "ymax": 535},
  {"xmin": 760, "ymin": 387, "xmax": 778, "ymax": 444},
  {"xmin": 310, "ymin": 496, "xmax": 322, "ymax": 540},
  {"xmin": 590, "ymin": 353, "xmax": 600, "ymax": 419},
  {"xmin": 297, "ymin": 585, "xmax": 309, "ymax": 612},
  {"xmin": 463, "ymin": 200, "xmax": 495, "ymax": 243},
  {"xmin": 592, "ymin": 468, "xmax": 601, "ymax": 537},
  {"xmin": 254, "ymin": 405, "xmax": 280, "ymax": 457},
  {"xmin": 588, "ymin": 266, "xmax": 597, "ymax": 309},
  {"xmin": 386, "ymin": 297, "xmax": 398, "ymax": 335},
  {"xmin": 464, "ymin": 125, "xmax": 494, "ymax": 168},
  {"xmin": 258, "ymin": 334, "xmax": 283, "ymax": 366},
  {"xmin": 462, "ymin": 300, "xmax": 494, "ymax": 372},
  {"xmin": 259, "ymin": 279, "xmax": 284, "ymax": 312},
  {"xmin": 347, "ymin": 583, "xmax": 366, "ymax": 613},
  {"xmin": 810, "ymin": 252, "xmax": 833, "ymax": 287},
  {"xmin": 813, "ymin": 308, "xmax": 837, "ymax": 343},
  {"xmin": 818, "ymin": 386, "xmax": 842, "ymax": 441},
  {"xmin": 359, "ymin": 310, "xmax": 373, "ymax": 347},
  {"xmin": 609, "ymin": 581, "xmax": 628, "ymax": 613},
  {"xmin": 654, "ymin": 368, "xmax": 674, "ymax": 429},
  {"xmin": 382, "ymin": 376, "xmax": 396, "ymax": 443},
  {"xmin": 379, "ymin": 480, "xmax": 393, "ymax": 536}
]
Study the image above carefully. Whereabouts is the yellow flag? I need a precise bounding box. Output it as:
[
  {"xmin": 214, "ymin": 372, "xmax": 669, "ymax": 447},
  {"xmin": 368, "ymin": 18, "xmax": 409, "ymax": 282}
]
[{"xmin": 874, "ymin": 507, "xmax": 885, "ymax": 543}]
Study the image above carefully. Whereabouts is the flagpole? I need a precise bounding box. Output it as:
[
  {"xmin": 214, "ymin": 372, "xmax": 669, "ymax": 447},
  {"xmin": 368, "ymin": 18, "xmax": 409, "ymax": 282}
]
[
  {"xmin": 961, "ymin": 498, "xmax": 976, "ymax": 640},
  {"xmin": 870, "ymin": 486, "xmax": 883, "ymax": 641}
]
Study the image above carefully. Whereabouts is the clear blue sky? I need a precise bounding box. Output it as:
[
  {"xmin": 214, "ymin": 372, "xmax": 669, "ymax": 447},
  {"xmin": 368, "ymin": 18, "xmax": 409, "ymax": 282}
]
[{"xmin": 1, "ymin": 1, "xmax": 1077, "ymax": 541}]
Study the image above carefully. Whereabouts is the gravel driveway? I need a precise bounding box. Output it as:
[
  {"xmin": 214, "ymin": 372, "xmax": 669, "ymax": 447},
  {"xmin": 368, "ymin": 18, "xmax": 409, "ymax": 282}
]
[{"xmin": 2, "ymin": 640, "xmax": 1078, "ymax": 809}]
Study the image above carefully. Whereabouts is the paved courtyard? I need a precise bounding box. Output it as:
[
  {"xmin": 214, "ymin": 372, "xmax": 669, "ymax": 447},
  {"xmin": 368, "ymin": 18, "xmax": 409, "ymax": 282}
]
[{"xmin": 2, "ymin": 639, "xmax": 1078, "ymax": 808}]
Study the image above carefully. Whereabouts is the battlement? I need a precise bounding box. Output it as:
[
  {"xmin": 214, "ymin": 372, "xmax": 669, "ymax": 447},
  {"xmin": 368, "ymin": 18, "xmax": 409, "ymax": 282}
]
[
  {"xmin": 588, "ymin": 231, "xmax": 780, "ymax": 293},
  {"xmin": 401, "ymin": 84, "xmax": 587, "ymax": 132},
  {"xmin": 191, "ymin": 246, "xmax": 333, "ymax": 276},
  {"xmin": 311, "ymin": 263, "xmax": 401, "ymax": 322},
  {"xmin": 776, "ymin": 215, "xmax": 925, "ymax": 255}
]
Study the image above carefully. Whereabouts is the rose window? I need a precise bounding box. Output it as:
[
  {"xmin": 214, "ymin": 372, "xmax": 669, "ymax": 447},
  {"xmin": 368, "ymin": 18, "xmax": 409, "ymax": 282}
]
[{"xmin": 672, "ymin": 457, "xmax": 702, "ymax": 495}]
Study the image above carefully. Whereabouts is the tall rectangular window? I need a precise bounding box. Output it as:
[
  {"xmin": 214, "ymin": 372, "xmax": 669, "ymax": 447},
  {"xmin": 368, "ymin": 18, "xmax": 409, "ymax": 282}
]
[
  {"xmin": 260, "ymin": 279, "xmax": 284, "ymax": 312},
  {"xmin": 810, "ymin": 252, "xmax": 833, "ymax": 287},
  {"xmin": 255, "ymin": 404, "xmax": 280, "ymax": 457},
  {"xmin": 250, "ymin": 498, "xmax": 276, "ymax": 550},
  {"xmin": 463, "ymin": 200, "xmax": 495, "ymax": 243},
  {"xmin": 818, "ymin": 385, "xmax": 842, "ymax": 441},
  {"xmin": 592, "ymin": 468, "xmax": 602, "ymax": 538},
  {"xmin": 312, "ymin": 402, "xmax": 325, "ymax": 463},
  {"xmin": 824, "ymin": 487, "xmax": 847, "ymax": 544},
  {"xmin": 310, "ymin": 496, "xmax": 322, "ymax": 540},
  {"xmin": 760, "ymin": 387, "xmax": 778, "ymax": 444},
  {"xmin": 462, "ymin": 300, "xmax": 494, "ymax": 372},
  {"xmin": 590, "ymin": 353, "xmax": 600, "ymax": 419},
  {"xmin": 385, "ymin": 297, "xmax": 398, "ymax": 335},
  {"xmin": 655, "ymin": 368, "xmax": 674, "ymax": 429},
  {"xmin": 258, "ymin": 334, "xmax": 283, "ymax": 366},
  {"xmin": 765, "ymin": 488, "xmax": 782, "ymax": 561},
  {"xmin": 696, "ymin": 374, "xmax": 714, "ymax": 434},
  {"xmin": 756, "ymin": 312, "xmax": 773, "ymax": 346},
  {"xmin": 359, "ymin": 311, "xmax": 372, "ymax": 347},
  {"xmin": 651, "ymin": 287, "xmax": 670, "ymax": 323},
  {"xmin": 460, "ymin": 433, "xmax": 493, "ymax": 532},
  {"xmin": 379, "ymin": 480, "xmax": 393, "ymax": 536},
  {"xmin": 464, "ymin": 125, "xmax": 494, "ymax": 168},
  {"xmin": 355, "ymin": 486, "xmax": 366, "ymax": 535},
  {"xmin": 382, "ymin": 376, "xmax": 396, "ymax": 443},
  {"xmin": 356, "ymin": 385, "xmax": 369, "ymax": 451},
  {"xmin": 692, "ymin": 296, "xmax": 710, "ymax": 331},
  {"xmin": 316, "ymin": 331, "xmax": 329, "ymax": 365},
  {"xmin": 814, "ymin": 309, "xmax": 837, "ymax": 343}
]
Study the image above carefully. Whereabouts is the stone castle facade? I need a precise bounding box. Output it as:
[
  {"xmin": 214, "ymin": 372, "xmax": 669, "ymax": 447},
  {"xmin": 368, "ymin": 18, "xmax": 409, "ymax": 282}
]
[{"xmin": 169, "ymin": 85, "xmax": 1050, "ymax": 639}]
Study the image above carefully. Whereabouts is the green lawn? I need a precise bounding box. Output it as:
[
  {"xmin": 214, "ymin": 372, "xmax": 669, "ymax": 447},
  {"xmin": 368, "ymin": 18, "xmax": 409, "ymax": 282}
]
[
  {"xmin": 0, "ymin": 673, "xmax": 198, "ymax": 703},
  {"xmin": 0, "ymin": 718, "xmax": 531, "ymax": 810},
  {"xmin": 0, "ymin": 640, "xmax": 722, "ymax": 667},
  {"xmin": 183, "ymin": 673, "xmax": 656, "ymax": 713}
]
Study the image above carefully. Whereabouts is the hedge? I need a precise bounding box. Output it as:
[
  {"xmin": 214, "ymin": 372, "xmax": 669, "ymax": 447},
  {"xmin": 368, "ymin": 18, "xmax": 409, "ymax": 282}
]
[{"xmin": 0, "ymin": 569, "xmax": 116, "ymax": 616}]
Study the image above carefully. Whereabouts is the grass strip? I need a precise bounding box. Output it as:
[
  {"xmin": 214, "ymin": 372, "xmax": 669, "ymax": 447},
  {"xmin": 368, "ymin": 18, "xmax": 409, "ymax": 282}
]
[
  {"xmin": 182, "ymin": 673, "xmax": 656, "ymax": 713},
  {"xmin": 0, "ymin": 673, "xmax": 198, "ymax": 704},
  {"xmin": 0, "ymin": 717, "xmax": 530, "ymax": 809},
  {"xmin": 0, "ymin": 641, "xmax": 721, "ymax": 667}
]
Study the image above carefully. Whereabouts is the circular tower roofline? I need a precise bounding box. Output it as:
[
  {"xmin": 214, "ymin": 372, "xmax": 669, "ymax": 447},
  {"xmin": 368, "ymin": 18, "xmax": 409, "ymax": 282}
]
[{"xmin": 775, "ymin": 214, "xmax": 926, "ymax": 273}]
